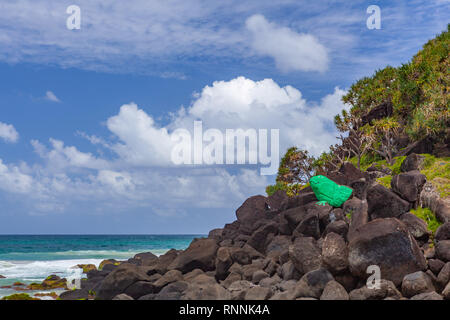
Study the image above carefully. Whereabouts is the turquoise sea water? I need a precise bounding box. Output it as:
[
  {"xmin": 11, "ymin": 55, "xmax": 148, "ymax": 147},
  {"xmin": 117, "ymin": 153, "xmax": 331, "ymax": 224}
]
[{"xmin": 0, "ymin": 234, "xmax": 203, "ymax": 299}]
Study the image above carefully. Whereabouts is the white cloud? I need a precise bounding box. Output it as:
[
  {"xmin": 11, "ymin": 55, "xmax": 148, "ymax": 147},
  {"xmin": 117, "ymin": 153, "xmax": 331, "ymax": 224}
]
[
  {"xmin": 0, "ymin": 76, "xmax": 349, "ymax": 216},
  {"xmin": 45, "ymin": 91, "xmax": 61, "ymax": 103},
  {"xmin": 0, "ymin": 122, "xmax": 19, "ymax": 143},
  {"xmin": 245, "ymin": 14, "xmax": 329, "ymax": 72}
]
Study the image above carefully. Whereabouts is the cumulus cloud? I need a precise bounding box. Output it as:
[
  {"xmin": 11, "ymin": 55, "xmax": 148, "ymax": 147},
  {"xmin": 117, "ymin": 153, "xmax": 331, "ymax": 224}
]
[
  {"xmin": 45, "ymin": 91, "xmax": 61, "ymax": 103},
  {"xmin": 0, "ymin": 76, "xmax": 349, "ymax": 216},
  {"xmin": 245, "ymin": 14, "xmax": 329, "ymax": 72},
  {"xmin": 0, "ymin": 122, "xmax": 19, "ymax": 143}
]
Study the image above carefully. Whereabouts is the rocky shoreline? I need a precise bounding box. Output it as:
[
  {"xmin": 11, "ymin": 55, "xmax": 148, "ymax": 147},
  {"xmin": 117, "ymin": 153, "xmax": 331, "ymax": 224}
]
[{"xmin": 2, "ymin": 153, "xmax": 449, "ymax": 301}]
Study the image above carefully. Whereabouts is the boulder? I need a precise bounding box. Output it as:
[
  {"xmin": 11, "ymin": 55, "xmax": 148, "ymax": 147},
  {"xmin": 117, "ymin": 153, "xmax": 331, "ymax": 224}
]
[
  {"xmin": 280, "ymin": 192, "xmax": 317, "ymax": 211},
  {"xmin": 321, "ymin": 232, "xmax": 348, "ymax": 274},
  {"xmin": 349, "ymin": 178, "xmax": 370, "ymax": 200},
  {"xmin": 112, "ymin": 293, "xmax": 134, "ymax": 300},
  {"xmin": 435, "ymin": 222, "xmax": 450, "ymax": 241},
  {"xmin": 59, "ymin": 288, "xmax": 90, "ymax": 300},
  {"xmin": 265, "ymin": 236, "xmax": 291, "ymax": 259},
  {"xmin": 420, "ymin": 182, "xmax": 450, "ymax": 223},
  {"xmin": 259, "ymin": 275, "xmax": 281, "ymax": 288},
  {"xmin": 182, "ymin": 274, "xmax": 231, "ymax": 300},
  {"xmin": 124, "ymin": 280, "xmax": 157, "ymax": 299},
  {"xmin": 367, "ymin": 184, "xmax": 411, "ymax": 219},
  {"xmin": 391, "ymin": 171, "xmax": 427, "ymax": 203},
  {"xmin": 99, "ymin": 259, "xmax": 121, "ymax": 270},
  {"xmin": 229, "ymin": 245, "xmax": 263, "ymax": 265},
  {"xmin": 215, "ymin": 247, "xmax": 233, "ymax": 281},
  {"xmin": 338, "ymin": 162, "xmax": 367, "ymax": 185},
  {"xmin": 293, "ymin": 211, "xmax": 320, "ymax": 239},
  {"xmin": 282, "ymin": 206, "xmax": 309, "ymax": 231},
  {"xmin": 128, "ymin": 252, "xmax": 158, "ymax": 266},
  {"xmin": 294, "ymin": 268, "xmax": 334, "ymax": 299},
  {"xmin": 208, "ymin": 228, "xmax": 223, "ymax": 241},
  {"xmin": 428, "ymin": 259, "xmax": 445, "ymax": 275},
  {"xmin": 324, "ymin": 220, "xmax": 348, "ymax": 239},
  {"xmin": 399, "ymin": 213, "xmax": 430, "ymax": 240},
  {"xmin": 168, "ymin": 238, "xmax": 218, "ymax": 273},
  {"xmin": 348, "ymin": 218, "xmax": 427, "ymax": 286},
  {"xmin": 153, "ymin": 270, "xmax": 183, "ymax": 291},
  {"xmin": 221, "ymin": 272, "xmax": 242, "ymax": 289},
  {"xmin": 400, "ymin": 153, "xmax": 425, "ymax": 172},
  {"xmin": 435, "ymin": 240, "xmax": 450, "ymax": 262},
  {"xmin": 279, "ymin": 261, "xmax": 300, "ymax": 281},
  {"xmin": 251, "ymin": 270, "xmax": 269, "ymax": 284},
  {"xmin": 345, "ymin": 198, "xmax": 368, "ymax": 242},
  {"xmin": 401, "ymin": 271, "xmax": 435, "ymax": 298},
  {"xmin": 410, "ymin": 291, "xmax": 443, "ymax": 300},
  {"xmin": 236, "ymin": 195, "xmax": 269, "ymax": 234},
  {"xmin": 247, "ymin": 221, "xmax": 278, "ymax": 253},
  {"xmin": 320, "ymin": 280, "xmax": 349, "ymax": 300},
  {"xmin": 267, "ymin": 190, "xmax": 288, "ymax": 211},
  {"xmin": 96, "ymin": 264, "xmax": 151, "ymax": 300},
  {"xmin": 437, "ymin": 262, "xmax": 450, "ymax": 289},
  {"xmin": 154, "ymin": 281, "xmax": 188, "ymax": 300},
  {"xmin": 145, "ymin": 249, "xmax": 180, "ymax": 275},
  {"xmin": 349, "ymin": 280, "xmax": 401, "ymax": 300},
  {"xmin": 289, "ymin": 237, "xmax": 322, "ymax": 275},
  {"xmin": 227, "ymin": 280, "xmax": 254, "ymax": 300},
  {"xmin": 442, "ymin": 282, "xmax": 450, "ymax": 300},
  {"xmin": 244, "ymin": 286, "xmax": 273, "ymax": 300}
]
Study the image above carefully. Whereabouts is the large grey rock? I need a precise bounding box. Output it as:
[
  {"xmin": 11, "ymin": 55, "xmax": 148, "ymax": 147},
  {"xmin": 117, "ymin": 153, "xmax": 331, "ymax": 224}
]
[
  {"xmin": 320, "ymin": 280, "xmax": 349, "ymax": 300},
  {"xmin": 293, "ymin": 211, "xmax": 320, "ymax": 239},
  {"xmin": 289, "ymin": 237, "xmax": 322, "ymax": 275},
  {"xmin": 349, "ymin": 280, "xmax": 402, "ymax": 300},
  {"xmin": 112, "ymin": 293, "xmax": 134, "ymax": 300},
  {"xmin": 168, "ymin": 238, "xmax": 218, "ymax": 273},
  {"xmin": 410, "ymin": 291, "xmax": 443, "ymax": 300},
  {"xmin": 401, "ymin": 271, "xmax": 435, "ymax": 298},
  {"xmin": 96, "ymin": 264, "xmax": 151, "ymax": 300},
  {"xmin": 228, "ymin": 280, "xmax": 255, "ymax": 300},
  {"xmin": 400, "ymin": 153, "xmax": 425, "ymax": 172},
  {"xmin": 294, "ymin": 268, "xmax": 334, "ymax": 299},
  {"xmin": 324, "ymin": 220, "xmax": 348, "ymax": 240},
  {"xmin": 437, "ymin": 262, "xmax": 450, "ymax": 289},
  {"xmin": 435, "ymin": 222, "xmax": 450, "ymax": 241},
  {"xmin": 252, "ymin": 270, "xmax": 269, "ymax": 284},
  {"xmin": 345, "ymin": 198, "xmax": 369, "ymax": 242},
  {"xmin": 399, "ymin": 213, "xmax": 430, "ymax": 240},
  {"xmin": 247, "ymin": 221, "xmax": 278, "ymax": 253},
  {"xmin": 420, "ymin": 182, "xmax": 450, "ymax": 223},
  {"xmin": 236, "ymin": 195, "xmax": 270, "ymax": 234},
  {"xmin": 244, "ymin": 286, "xmax": 273, "ymax": 300},
  {"xmin": 279, "ymin": 261, "xmax": 300, "ymax": 281},
  {"xmin": 215, "ymin": 247, "xmax": 233, "ymax": 281},
  {"xmin": 321, "ymin": 232, "xmax": 348, "ymax": 274},
  {"xmin": 442, "ymin": 282, "xmax": 450, "ymax": 300},
  {"xmin": 391, "ymin": 171, "xmax": 427, "ymax": 203},
  {"xmin": 153, "ymin": 270, "xmax": 183, "ymax": 291},
  {"xmin": 348, "ymin": 218, "xmax": 427, "ymax": 286},
  {"xmin": 182, "ymin": 274, "xmax": 230, "ymax": 300},
  {"xmin": 367, "ymin": 184, "xmax": 410, "ymax": 219},
  {"xmin": 436, "ymin": 240, "xmax": 450, "ymax": 262}
]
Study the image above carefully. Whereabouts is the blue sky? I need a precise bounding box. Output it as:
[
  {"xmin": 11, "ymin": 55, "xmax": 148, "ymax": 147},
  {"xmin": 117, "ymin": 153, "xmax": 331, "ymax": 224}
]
[{"xmin": 0, "ymin": 0, "xmax": 448, "ymax": 234}]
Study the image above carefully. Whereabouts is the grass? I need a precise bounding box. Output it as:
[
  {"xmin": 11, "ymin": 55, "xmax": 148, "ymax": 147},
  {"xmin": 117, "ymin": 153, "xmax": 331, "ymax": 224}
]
[
  {"xmin": 1, "ymin": 293, "xmax": 40, "ymax": 300},
  {"xmin": 410, "ymin": 206, "xmax": 442, "ymax": 234}
]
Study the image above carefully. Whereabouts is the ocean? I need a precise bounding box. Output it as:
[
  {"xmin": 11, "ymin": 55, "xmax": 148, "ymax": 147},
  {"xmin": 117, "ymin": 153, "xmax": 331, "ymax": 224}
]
[{"xmin": 0, "ymin": 234, "xmax": 203, "ymax": 299}]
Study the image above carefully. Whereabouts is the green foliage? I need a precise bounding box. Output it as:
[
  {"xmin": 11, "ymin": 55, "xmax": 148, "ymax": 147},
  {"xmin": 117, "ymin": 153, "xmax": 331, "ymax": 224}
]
[
  {"xmin": 376, "ymin": 175, "xmax": 393, "ymax": 189},
  {"xmin": 342, "ymin": 25, "xmax": 449, "ymax": 141},
  {"xmin": 1, "ymin": 293, "xmax": 39, "ymax": 300},
  {"xmin": 411, "ymin": 207, "xmax": 442, "ymax": 234},
  {"xmin": 418, "ymin": 154, "xmax": 450, "ymax": 198}
]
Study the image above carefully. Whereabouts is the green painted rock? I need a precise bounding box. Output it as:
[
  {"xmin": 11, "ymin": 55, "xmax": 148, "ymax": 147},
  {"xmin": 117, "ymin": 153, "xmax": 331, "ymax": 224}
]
[{"xmin": 310, "ymin": 175, "xmax": 353, "ymax": 207}]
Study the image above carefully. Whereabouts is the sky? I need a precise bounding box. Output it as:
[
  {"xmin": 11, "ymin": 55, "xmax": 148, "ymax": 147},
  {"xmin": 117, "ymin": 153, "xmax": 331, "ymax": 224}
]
[{"xmin": 0, "ymin": 0, "xmax": 448, "ymax": 234}]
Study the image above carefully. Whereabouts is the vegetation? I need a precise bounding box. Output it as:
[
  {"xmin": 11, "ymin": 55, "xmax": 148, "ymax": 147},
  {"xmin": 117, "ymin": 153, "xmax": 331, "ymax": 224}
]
[
  {"xmin": 411, "ymin": 207, "xmax": 442, "ymax": 234},
  {"xmin": 1, "ymin": 293, "xmax": 40, "ymax": 300}
]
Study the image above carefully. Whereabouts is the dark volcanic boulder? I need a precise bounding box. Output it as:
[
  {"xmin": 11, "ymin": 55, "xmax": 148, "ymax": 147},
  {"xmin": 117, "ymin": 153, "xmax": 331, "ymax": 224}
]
[
  {"xmin": 348, "ymin": 218, "xmax": 427, "ymax": 286},
  {"xmin": 324, "ymin": 220, "xmax": 349, "ymax": 239},
  {"xmin": 321, "ymin": 232, "xmax": 348, "ymax": 274},
  {"xmin": 128, "ymin": 252, "xmax": 158, "ymax": 266},
  {"xmin": 294, "ymin": 268, "xmax": 334, "ymax": 299},
  {"xmin": 182, "ymin": 274, "xmax": 231, "ymax": 300},
  {"xmin": 168, "ymin": 238, "xmax": 218, "ymax": 273},
  {"xmin": 435, "ymin": 222, "xmax": 450, "ymax": 241},
  {"xmin": 367, "ymin": 184, "xmax": 410, "ymax": 219},
  {"xmin": 435, "ymin": 240, "xmax": 450, "ymax": 262},
  {"xmin": 96, "ymin": 264, "xmax": 151, "ymax": 300},
  {"xmin": 282, "ymin": 206, "xmax": 309, "ymax": 231},
  {"xmin": 267, "ymin": 190, "xmax": 288, "ymax": 211},
  {"xmin": 236, "ymin": 195, "xmax": 270, "ymax": 234},
  {"xmin": 280, "ymin": 192, "xmax": 317, "ymax": 211},
  {"xmin": 320, "ymin": 280, "xmax": 349, "ymax": 300},
  {"xmin": 293, "ymin": 211, "xmax": 320, "ymax": 239},
  {"xmin": 247, "ymin": 221, "xmax": 278, "ymax": 253},
  {"xmin": 59, "ymin": 288, "xmax": 90, "ymax": 300},
  {"xmin": 391, "ymin": 171, "xmax": 427, "ymax": 203},
  {"xmin": 338, "ymin": 162, "xmax": 367, "ymax": 185},
  {"xmin": 288, "ymin": 237, "xmax": 322, "ymax": 275},
  {"xmin": 401, "ymin": 271, "xmax": 435, "ymax": 298},
  {"xmin": 215, "ymin": 247, "xmax": 233, "ymax": 281},
  {"xmin": 348, "ymin": 279, "xmax": 401, "ymax": 300},
  {"xmin": 399, "ymin": 213, "xmax": 430, "ymax": 240},
  {"xmin": 400, "ymin": 153, "xmax": 425, "ymax": 172},
  {"xmin": 345, "ymin": 198, "xmax": 369, "ymax": 242}
]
